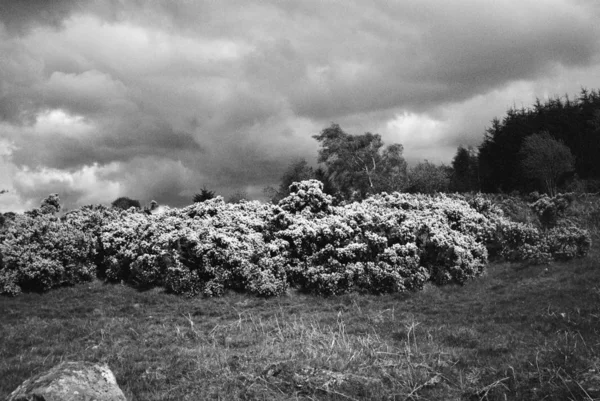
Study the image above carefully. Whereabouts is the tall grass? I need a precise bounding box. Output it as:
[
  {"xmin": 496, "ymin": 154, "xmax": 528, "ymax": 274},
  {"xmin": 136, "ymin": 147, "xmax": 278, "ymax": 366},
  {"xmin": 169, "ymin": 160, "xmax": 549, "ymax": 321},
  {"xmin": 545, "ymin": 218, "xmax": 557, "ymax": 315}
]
[{"xmin": 2, "ymin": 247, "xmax": 600, "ymax": 400}]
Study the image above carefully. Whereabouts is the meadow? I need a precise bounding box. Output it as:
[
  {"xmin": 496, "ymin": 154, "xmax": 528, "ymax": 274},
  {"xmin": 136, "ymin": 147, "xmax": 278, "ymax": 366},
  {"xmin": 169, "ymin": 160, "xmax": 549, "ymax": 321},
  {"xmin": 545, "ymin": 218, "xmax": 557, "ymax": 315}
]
[
  {"xmin": 1, "ymin": 185, "xmax": 599, "ymax": 400},
  {"xmin": 1, "ymin": 248, "xmax": 599, "ymax": 400}
]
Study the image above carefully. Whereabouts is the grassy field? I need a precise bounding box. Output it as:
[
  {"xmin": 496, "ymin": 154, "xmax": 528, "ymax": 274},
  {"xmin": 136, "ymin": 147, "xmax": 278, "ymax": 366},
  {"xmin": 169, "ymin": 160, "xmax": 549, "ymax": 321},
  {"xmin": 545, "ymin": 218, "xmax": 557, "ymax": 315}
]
[{"xmin": 2, "ymin": 248, "xmax": 600, "ymax": 400}]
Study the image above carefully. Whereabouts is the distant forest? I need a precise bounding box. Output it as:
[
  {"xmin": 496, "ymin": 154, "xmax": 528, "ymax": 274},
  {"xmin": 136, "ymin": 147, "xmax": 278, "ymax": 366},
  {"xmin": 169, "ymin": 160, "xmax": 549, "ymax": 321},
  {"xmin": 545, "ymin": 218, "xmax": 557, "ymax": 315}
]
[
  {"xmin": 185, "ymin": 89, "xmax": 600, "ymax": 207},
  {"xmin": 478, "ymin": 88, "xmax": 600, "ymax": 194},
  {"xmin": 255, "ymin": 88, "xmax": 600, "ymax": 206}
]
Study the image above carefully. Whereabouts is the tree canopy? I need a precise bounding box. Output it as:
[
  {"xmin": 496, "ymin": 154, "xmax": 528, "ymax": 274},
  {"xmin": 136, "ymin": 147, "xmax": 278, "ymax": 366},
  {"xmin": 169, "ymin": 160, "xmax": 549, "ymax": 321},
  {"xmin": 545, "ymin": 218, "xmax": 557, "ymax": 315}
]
[
  {"xmin": 519, "ymin": 132, "xmax": 575, "ymax": 196},
  {"xmin": 406, "ymin": 161, "xmax": 451, "ymax": 194},
  {"xmin": 313, "ymin": 124, "xmax": 408, "ymax": 200},
  {"xmin": 478, "ymin": 89, "xmax": 600, "ymax": 193},
  {"xmin": 451, "ymin": 146, "xmax": 479, "ymax": 192},
  {"xmin": 111, "ymin": 197, "xmax": 141, "ymax": 210},
  {"xmin": 193, "ymin": 187, "xmax": 216, "ymax": 203}
]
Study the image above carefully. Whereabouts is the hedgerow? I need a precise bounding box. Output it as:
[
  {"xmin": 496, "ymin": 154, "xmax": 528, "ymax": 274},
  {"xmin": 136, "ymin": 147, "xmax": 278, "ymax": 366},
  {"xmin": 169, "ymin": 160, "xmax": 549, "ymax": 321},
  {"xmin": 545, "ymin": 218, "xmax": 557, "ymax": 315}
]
[
  {"xmin": 0, "ymin": 196, "xmax": 97, "ymax": 296},
  {"xmin": 0, "ymin": 184, "xmax": 592, "ymax": 297}
]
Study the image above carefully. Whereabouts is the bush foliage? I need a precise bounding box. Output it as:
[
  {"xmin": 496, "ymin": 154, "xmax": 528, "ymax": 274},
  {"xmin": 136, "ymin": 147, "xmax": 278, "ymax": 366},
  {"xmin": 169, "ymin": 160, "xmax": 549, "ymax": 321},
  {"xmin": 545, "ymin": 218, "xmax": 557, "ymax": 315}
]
[{"xmin": 0, "ymin": 183, "xmax": 593, "ymax": 297}]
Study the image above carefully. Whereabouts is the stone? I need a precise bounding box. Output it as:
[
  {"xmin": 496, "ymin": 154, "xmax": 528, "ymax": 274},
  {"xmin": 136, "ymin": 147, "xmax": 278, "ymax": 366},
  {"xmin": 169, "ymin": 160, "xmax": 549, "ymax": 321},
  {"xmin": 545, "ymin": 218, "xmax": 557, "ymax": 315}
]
[{"xmin": 7, "ymin": 361, "xmax": 127, "ymax": 401}]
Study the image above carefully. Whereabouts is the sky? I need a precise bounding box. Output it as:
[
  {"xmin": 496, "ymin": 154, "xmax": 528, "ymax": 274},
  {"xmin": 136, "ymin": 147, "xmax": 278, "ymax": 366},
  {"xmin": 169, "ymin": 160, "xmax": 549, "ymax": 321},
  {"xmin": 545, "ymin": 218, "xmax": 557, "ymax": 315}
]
[{"xmin": 1, "ymin": 0, "xmax": 600, "ymax": 212}]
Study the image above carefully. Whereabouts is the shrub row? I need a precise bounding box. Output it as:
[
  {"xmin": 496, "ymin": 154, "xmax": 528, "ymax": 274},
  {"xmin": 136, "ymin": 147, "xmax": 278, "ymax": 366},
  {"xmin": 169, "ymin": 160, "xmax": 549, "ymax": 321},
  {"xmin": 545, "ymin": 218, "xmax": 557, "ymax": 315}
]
[{"xmin": 0, "ymin": 185, "xmax": 592, "ymax": 296}]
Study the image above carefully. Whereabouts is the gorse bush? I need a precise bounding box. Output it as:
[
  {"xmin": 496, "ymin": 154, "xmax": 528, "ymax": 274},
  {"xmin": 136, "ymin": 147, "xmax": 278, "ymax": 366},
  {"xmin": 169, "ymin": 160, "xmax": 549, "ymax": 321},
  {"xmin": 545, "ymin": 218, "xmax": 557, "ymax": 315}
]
[
  {"xmin": 0, "ymin": 184, "xmax": 593, "ymax": 297},
  {"xmin": 531, "ymin": 193, "xmax": 573, "ymax": 228},
  {"xmin": 278, "ymin": 179, "xmax": 332, "ymax": 214},
  {"xmin": 0, "ymin": 196, "xmax": 97, "ymax": 296},
  {"xmin": 275, "ymin": 192, "xmax": 490, "ymax": 295},
  {"xmin": 100, "ymin": 198, "xmax": 290, "ymax": 297},
  {"xmin": 461, "ymin": 193, "xmax": 592, "ymax": 264}
]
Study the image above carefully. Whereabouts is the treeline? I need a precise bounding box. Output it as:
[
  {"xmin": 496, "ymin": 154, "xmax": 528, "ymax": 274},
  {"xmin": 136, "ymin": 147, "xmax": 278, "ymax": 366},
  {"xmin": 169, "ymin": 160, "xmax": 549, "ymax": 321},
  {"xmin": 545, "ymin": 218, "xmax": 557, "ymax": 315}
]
[
  {"xmin": 263, "ymin": 88, "xmax": 600, "ymax": 203},
  {"xmin": 478, "ymin": 88, "xmax": 600, "ymax": 194},
  {"xmin": 113, "ymin": 88, "xmax": 600, "ymax": 207},
  {"xmin": 264, "ymin": 124, "xmax": 455, "ymax": 204}
]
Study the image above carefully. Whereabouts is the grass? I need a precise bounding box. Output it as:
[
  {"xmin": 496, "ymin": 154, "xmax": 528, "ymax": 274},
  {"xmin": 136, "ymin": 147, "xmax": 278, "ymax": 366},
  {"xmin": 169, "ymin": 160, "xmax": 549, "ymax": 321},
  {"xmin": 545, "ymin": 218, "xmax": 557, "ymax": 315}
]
[{"xmin": 2, "ymin": 249, "xmax": 600, "ymax": 400}]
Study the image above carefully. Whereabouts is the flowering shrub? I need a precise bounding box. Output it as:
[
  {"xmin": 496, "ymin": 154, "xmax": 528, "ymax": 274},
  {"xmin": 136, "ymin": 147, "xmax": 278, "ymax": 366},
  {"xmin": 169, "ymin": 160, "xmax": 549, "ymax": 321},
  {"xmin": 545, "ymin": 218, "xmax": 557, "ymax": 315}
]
[
  {"xmin": 0, "ymin": 213, "xmax": 97, "ymax": 295},
  {"xmin": 531, "ymin": 193, "xmax": 573, "ymax": 228},
  {"xmin": 279, "ymin": 180, "xmax": 332, "ymax": 214},
  {"xmin": 273, "ymin": 191, "xmax": 489, "ymax": 295},
  {"xmin": 98, "ymin": 198, "xmax": 290, "ymax": 297},
  {"xmin": 99, "ymin": 210, "xmax": 169, "ymax": 286},
  {"xmin": 544, "ymin": 224, "xmax": 591, "ymax": 260},
  {"xmin": 0, "ymin": 185, "xmax": 593, "ymax": 297}
]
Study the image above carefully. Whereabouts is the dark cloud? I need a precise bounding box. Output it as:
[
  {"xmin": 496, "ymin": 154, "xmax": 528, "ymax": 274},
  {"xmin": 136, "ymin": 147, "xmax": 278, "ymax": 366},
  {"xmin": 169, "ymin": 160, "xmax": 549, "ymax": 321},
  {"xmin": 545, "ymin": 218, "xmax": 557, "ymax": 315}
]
[
  {"xmin": 8, "ymin": 116, "xmax": 203, "ymax": 170},
  {"xmin": 1, "ymin": 0, "xmax": 600, "ymax": 211},
  {"xmin": 0, "ymin": 0, "xmax": 81, "ymax": 34}
]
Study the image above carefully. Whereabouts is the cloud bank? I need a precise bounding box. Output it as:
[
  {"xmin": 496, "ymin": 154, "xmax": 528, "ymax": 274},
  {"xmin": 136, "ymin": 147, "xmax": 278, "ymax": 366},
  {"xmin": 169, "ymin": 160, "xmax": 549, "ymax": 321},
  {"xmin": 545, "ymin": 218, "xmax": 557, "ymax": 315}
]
[{"xmin": 1, "ymin": 0, "xmax": 600, "ymax": 211}]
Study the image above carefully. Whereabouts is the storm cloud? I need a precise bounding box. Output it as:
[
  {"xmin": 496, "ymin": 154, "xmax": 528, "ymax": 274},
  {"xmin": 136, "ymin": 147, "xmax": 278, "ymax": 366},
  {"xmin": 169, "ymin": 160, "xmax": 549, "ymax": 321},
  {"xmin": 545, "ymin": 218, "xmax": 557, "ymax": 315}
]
[{"xmin": 1, "ymin": 0, "xmax": 600, "ymax": 211}]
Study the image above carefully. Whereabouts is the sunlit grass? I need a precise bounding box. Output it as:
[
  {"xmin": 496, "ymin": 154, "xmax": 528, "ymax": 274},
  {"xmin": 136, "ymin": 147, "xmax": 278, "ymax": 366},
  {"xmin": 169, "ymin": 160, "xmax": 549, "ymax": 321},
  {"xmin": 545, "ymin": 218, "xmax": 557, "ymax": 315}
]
[{"xmin": 2, "ymin": 249, "xmax": 600, "ymax": 400}]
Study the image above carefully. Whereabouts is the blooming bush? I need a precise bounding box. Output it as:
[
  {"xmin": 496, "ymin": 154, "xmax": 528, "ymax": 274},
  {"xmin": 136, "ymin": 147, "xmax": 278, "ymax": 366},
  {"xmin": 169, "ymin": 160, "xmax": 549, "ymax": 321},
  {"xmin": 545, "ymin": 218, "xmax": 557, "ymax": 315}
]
[
  {"xmin": 0, "ymin": 185, "xmax": 593, "ymax": 297},
  {"xmin": 98, "ymin": 198, "xmax": 290, "ymax": 297},
  {"xmin": 531, "ymin": 193, "xmax": 574, "ymax": 228},
  {"xmin": 273, "ymin": 191, "xmax": 489, "ymax": 295},
  {"xmin": 278, "ymin": 179, "xmax": 333, "ymax": 215},
  {"xmin": 0, "ymin": 213, "xmax": 97, "ymax": 296},
  {"xmin": 543, "ymin": 224, "xmax": 591, "ymax": 260}
]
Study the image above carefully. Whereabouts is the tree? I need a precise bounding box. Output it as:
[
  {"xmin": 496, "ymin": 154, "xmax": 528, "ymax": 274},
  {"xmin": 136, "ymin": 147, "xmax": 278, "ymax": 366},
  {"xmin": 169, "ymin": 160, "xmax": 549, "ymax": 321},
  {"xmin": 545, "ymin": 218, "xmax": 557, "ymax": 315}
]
[
  {"xmin": 407, "ymin": 161, "xmax": 451, "ymax": 194},
  {"xmin": 193, "ymin": 187, "xmax": 215, "ymax": 203},
  {"xmin": 451, "ymin": 146, "xmax": 479, "ymax": 192},
  {"xmin": 227, "ymin": 190, "xmax": 248, "ymax": 204},
  {"xmin": 478, "ymin": 89, "xmax": 600, "ymax": 193},
  {"xmin": 519, "ymin": 132, "xmax": 575, "ymax": 196},
  {"xmin": 313, "ymin": 124, "xmax": 408, "ymax": 200},
  {"xmin": 313, "ymin": 166, "xmax": 336, "ymax": 198},
  {"xmin": 111, "ymin": 196, "xmax": 141, "ymax": 210},
  {"xmin": 265, "ymin": 159, "xmax": 336, "ymax": 204},
  {"xmin": 273, "ymin": 159, "xmax": 315, "ymax": 203},
  {"xmin": 373, "ymin": 143, "xmax": 409, "ymax": 194}
]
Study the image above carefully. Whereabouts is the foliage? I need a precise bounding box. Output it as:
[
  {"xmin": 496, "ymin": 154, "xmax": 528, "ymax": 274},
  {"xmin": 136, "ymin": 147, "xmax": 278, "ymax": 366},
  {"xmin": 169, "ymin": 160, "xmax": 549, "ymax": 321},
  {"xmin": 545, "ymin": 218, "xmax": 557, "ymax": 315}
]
[
  {"xmin": 461, "ymin": 192, "xmax": 592, "ymax": 264},
  {"xmin": 520, "ymin": 132, "xmax": 575, "ymax": 196},
  {"xmin": 266, "ymin": 159, "xmax": 336, "ymax": 205},
  {"xmin": 274, "ymin": 188, "xmax": 495, "ymax": 295},
  {"xmin": 451, "ymin": 146, "xmax": 479, "ymax": 192},
  {"xmin": 111, "ymin": 196, "xmax": 141, "ymax": 210},
  {"xmin": 193, "ymin": 187, "xmax": 216, "ymax": 203},
  {"xmin": 99, "ymin": 198, "xmax": 290, "ymax": 297},
  {"xmin": 0, "ymin": 213, "xmax": 97, "ymax": 295},
  {"xmin": 313, "ymin": 123, "xmax": 408, "ymax": 200},
  {"xmin": 406, "ymin": 161, "xmax": 451, "ymax": 194},
  {"xmin": 40, "ymin": 193, "xmax": 61, "ymax": 214},
  {"xmin": 268, "ymin": 159, "xmax": 316, "ymax": 204},
  {"xmin": 479, "ymin": 89, "xmax": 600, "ymax": 193},
  {"xmin": 277, "ymin": 180, "xmax": 332, "ymax": 215},
  {"xmin": 0, "ymin": 185, "xmax": 593, "ymax": 297},
  {"xmin": 530, "ymin": 193, "xmax": 573, "ymax": 228}
]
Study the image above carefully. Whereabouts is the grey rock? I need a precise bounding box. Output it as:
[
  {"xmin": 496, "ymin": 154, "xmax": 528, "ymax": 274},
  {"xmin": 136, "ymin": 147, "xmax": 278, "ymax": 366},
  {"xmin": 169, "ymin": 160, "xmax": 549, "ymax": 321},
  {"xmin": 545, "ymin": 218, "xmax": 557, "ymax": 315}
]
[{"xmin": 7, "ymin": 361, "xmax": 127, "ymax": 401}]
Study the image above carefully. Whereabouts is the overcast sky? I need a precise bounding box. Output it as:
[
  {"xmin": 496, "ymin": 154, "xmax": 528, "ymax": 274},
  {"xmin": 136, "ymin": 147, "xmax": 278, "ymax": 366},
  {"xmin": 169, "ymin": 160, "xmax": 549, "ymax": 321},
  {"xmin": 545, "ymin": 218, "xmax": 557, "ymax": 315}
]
[{"xmin": 1, "ymin": 0, "xmax": 600, "ymax": 212}]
